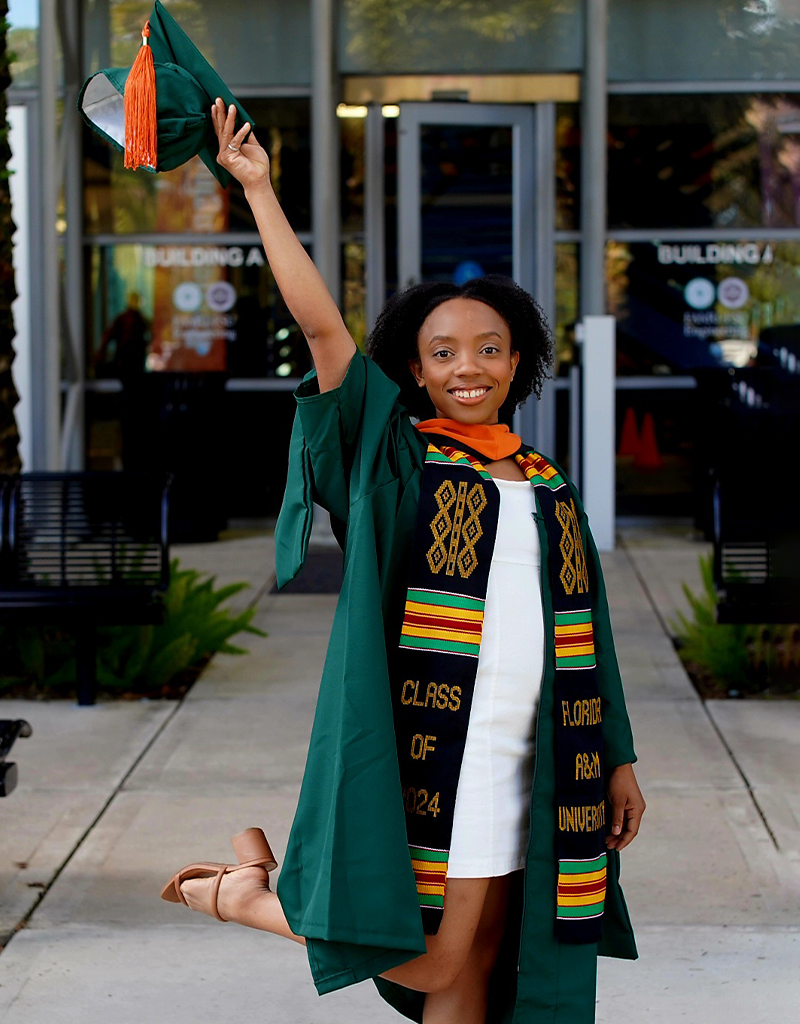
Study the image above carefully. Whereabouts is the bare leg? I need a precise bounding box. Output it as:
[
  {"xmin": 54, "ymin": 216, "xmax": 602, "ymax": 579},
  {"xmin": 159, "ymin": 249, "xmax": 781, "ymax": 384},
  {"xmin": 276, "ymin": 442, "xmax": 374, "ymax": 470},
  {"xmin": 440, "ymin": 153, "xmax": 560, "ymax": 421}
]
[
  {"xmin": 380, "ymin": 874, "xmax": 512, "ymax": 998},
  {"xmin": 422, "ymin": 875, "xmax": 512, "ymax": 1023},
  {"xmin": 180, "ymin": 866, "xmax": 514, "ymax": 1012},
  {"xmin": 179, "ymin": 867, "xmax": 306, "ymax": 945}
]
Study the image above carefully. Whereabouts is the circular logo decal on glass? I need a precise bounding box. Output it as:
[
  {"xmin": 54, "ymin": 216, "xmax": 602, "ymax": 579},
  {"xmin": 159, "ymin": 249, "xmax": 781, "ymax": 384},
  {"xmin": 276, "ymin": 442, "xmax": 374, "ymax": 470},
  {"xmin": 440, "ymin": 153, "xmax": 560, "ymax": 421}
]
[
  {"xmin": 173, "ymin": 282, "xmax": 203, "ymax": 312},
  {"xmin": 717, "ymin": 276, "xmax": 749, "ymax": 310},
  {"xmin": 453, "ymin": 261, "xmax": 485, "ymax": 286},
  {"xmin": 205, "ymin": 281, "xmax": 237, "ymax": 313},
  {"xmin": 684, "ymin": 278, "xmax": 715, "ymax": 310}
]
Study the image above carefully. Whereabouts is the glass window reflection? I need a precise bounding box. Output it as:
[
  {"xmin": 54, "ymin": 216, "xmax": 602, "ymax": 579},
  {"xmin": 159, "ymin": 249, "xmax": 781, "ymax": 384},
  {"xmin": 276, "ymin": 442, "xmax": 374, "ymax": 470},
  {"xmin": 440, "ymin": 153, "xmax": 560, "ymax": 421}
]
[
  {"xmin": 7, "ymin": 1, "xmax": 39, "ymax": 88},
  {"xmin": 609, "ymin": 0, "xmax": 800, "ymax": 83},
  {"xmin": 554, "ymin": 243, "xmax": 579, "ymax": 375},
  {"xmin": 88, "ymin": 243, "xmax": 313, "ymax": 379},
  {"xmin": 556, "ymin": 104, "xmax": 579, "ymax": 232},
  {"xmin": 342, "ymin": 242, "xmax": 366, "ymax": 350},
  {"xmin": 82, "ymin": 0, "xmax": 311, "ymax": 88},
  {"xmin": 340, "ymin": 114, "xmax": 365, "ymax": 235},
  {"xmin": 84, "ymin": 98, "xmax": 311, "ymax": 235},
  {"xmin": 607, "ymin": 239, "xmax": 800, "ymax": 376},
  {"xmin": 419, "ymin": 123, "xmax": 513, "ymax": 283},
  {"xmin": 609, "ymin": 94, "xmax": 800, "ymax": 230},
  {"xmin": 339, "ymin": 0, "xmax": 581, "ymax": 75}
]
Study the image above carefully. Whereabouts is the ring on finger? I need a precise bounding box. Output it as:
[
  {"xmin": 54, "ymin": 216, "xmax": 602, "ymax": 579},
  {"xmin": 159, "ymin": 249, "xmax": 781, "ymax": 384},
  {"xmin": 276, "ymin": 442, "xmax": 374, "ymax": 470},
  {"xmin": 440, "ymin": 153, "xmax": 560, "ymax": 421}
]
[{"xmin": 227, "ymin": 143, "xmax": 240, "ymax": 152}]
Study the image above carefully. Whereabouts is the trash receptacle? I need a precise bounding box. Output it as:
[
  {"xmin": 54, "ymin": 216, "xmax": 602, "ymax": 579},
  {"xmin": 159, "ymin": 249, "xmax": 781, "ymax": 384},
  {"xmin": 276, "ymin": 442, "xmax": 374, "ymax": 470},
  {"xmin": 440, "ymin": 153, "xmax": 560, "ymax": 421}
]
[{"xmin": 709, "ymin": 366, "xmax": 800, "ymax": 623}]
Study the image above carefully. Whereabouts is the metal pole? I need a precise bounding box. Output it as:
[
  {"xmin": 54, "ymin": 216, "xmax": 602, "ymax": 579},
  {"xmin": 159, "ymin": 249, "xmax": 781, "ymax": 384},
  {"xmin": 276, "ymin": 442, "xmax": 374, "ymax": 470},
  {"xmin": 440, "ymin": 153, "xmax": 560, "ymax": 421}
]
[
  {"xmin": 397, "ymin": 104, "xmax": 421, "ymax": 288},
  {"xmin": 311, "ymin": 0, "xmax": 340, "ymax": 304},
  {"xmin": 580, "ymin": 0, "xmax": 608, "ymax": 317},
  {"xmin": 532, "ymin": 103, "xmax": 556, "ymax": 457},
  {"xmin": 581, "ymin": 315, "xmax": 616, "ymax": 551},
  {"xmin": 569, "ymin": 362, "xmax": 582, "ymax": 487},
  {"xmin": 578, "ymin": 0, "xmax": 614, "ymax": 542},
  {"xmin": 514, "ymin": 103, "xmax": 553, "ymax": 451},
  {"xmin": 37, "ymin": 0, "xmax": 61, "ymax": 469},
  {"xmin": 59, "ymin": 0, "xmax": 85, "ymax": 470},
  {"xmin": 364, "ymin": 104, "xmax": 385, "ymax": 333}
]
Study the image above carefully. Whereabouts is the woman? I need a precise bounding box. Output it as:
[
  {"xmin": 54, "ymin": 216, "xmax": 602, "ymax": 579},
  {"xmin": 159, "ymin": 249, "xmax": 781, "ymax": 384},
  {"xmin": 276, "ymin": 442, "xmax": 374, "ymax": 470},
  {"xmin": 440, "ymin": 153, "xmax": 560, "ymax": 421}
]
[{"xmin": 162, "ymin": 101, "xmax": 646, "ymax": 1024}]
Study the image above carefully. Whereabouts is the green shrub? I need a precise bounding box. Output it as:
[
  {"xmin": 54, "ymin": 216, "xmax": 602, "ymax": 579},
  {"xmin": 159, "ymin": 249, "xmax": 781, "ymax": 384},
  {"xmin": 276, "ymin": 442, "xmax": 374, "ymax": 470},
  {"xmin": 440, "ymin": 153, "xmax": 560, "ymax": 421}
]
[
  {"xmin": 0, "ymin": 559, "xmax": 266, "ymax": 697},
  {"xmin": 671, "ymin": 554, "xmax": 800, "ymax": 697}
]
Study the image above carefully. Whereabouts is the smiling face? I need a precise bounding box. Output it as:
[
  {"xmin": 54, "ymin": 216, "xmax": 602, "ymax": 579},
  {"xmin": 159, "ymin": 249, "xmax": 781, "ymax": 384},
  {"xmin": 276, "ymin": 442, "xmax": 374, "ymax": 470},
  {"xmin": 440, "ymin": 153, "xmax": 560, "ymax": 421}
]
[{"xmin": 410, "ymin": 297, "xmax": 519, "ymax": 424}]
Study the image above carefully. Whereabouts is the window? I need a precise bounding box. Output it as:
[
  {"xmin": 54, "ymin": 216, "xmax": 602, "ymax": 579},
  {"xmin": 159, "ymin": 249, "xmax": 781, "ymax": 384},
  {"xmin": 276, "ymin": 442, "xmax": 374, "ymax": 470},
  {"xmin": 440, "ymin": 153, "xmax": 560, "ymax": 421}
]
[
  {"xmin": 84, "ymin": 98, "xmax": 311, "ymax": 236},
  {"xmin": 88, "ymin": 242, "xmax": 313, "ymax": 379},
  {"xmin": 607, "ymin": 239, "xmax": 800, "ymax": 375},
  {"xmin": 609, "ymin": 94, "xmax": 800, "ymax": 231}
]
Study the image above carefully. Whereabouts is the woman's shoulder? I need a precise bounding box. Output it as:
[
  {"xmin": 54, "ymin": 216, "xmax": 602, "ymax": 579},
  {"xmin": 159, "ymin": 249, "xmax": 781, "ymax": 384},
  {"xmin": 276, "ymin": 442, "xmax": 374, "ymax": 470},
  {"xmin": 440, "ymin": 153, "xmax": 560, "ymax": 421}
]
[
  {"xmin": 295, "ymin": 351, "xmax": 416, "ymax": 430},
  {"xmin": 293, "ymin": 351, "xmax": 427, "ymax": 489}
]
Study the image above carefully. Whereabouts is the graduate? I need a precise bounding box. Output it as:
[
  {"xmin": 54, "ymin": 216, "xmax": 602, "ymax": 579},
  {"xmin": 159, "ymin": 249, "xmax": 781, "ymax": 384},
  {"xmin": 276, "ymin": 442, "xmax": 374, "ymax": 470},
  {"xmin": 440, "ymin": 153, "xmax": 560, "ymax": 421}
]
[{"xmin": 82, "ymin": 14, "xmax": 645, "ymax": 1014}]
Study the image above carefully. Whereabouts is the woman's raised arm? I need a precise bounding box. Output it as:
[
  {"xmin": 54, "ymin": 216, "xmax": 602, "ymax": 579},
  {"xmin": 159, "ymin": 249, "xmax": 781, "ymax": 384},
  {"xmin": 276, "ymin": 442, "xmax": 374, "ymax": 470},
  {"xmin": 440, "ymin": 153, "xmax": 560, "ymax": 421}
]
[{"xmin": 211, "ymin": 99, "xmax": 356, "ymax": 392}]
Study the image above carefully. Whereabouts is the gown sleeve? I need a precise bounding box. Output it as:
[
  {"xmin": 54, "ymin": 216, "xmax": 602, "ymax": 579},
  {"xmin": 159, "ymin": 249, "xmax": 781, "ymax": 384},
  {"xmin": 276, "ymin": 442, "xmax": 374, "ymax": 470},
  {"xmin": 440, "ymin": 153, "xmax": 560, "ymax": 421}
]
[{"xmin": 274, "ymin": 352, "xmax": 422, "ymax": 589}]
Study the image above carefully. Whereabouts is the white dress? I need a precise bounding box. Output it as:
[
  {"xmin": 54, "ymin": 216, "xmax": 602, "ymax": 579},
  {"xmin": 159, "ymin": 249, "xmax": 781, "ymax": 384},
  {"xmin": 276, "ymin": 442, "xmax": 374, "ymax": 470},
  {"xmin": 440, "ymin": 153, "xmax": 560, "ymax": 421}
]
[{"xmin": 447, "ymin": 476, "xmax": 545, "ymax": 878}]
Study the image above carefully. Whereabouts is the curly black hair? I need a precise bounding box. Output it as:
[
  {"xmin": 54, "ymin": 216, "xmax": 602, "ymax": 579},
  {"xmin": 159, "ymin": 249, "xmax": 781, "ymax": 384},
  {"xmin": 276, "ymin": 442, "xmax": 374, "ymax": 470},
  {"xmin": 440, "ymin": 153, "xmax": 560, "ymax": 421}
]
[{"xmin": 365, "ymin": 275, "xmax": 553, "ymax": 419}]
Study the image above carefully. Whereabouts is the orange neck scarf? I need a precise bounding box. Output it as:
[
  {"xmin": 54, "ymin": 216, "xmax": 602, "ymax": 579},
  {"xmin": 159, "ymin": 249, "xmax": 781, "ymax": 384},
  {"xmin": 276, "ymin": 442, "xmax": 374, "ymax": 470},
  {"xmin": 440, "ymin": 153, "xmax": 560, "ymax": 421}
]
[{"xmin": 415, "ymin": 418, "xmax": 522, "ymax": 462}]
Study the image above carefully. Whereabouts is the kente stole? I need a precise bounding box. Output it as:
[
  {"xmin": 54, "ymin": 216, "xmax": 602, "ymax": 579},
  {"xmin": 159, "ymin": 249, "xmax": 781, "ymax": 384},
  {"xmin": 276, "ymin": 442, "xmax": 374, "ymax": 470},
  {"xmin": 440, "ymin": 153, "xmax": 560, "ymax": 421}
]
[{"xmin": 390, "ymin": 440, "xmax": 606, "ymax": 943}]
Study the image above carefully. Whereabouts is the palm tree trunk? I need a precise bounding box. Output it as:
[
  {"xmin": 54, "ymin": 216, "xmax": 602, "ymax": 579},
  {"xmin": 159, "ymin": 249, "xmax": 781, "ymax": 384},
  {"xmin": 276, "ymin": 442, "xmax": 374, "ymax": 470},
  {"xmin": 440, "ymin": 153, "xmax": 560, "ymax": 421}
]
[{"xmin": 0, "ymin": 0, "xmax": 22, "ymax": 476}]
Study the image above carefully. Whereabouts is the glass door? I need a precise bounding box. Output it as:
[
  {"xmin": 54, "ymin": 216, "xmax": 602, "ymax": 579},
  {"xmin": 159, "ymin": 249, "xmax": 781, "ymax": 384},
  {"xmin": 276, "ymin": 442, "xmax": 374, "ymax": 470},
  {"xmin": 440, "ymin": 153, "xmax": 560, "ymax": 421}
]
[
  {"xmin": 394, "ymin": 102, "xmax": 554, "ymax": 448},
  {"xmin": 397, "ymin": 103, "xmax": 535, "ymax": 294}
]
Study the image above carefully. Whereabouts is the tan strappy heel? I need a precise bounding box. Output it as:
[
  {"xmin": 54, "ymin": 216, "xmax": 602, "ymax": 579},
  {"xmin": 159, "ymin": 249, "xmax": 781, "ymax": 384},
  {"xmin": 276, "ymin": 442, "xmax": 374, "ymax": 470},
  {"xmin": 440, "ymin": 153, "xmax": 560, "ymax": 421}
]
[{"xmin": 160, "ymin": 827, "xmax": 277, "ymax": 921}]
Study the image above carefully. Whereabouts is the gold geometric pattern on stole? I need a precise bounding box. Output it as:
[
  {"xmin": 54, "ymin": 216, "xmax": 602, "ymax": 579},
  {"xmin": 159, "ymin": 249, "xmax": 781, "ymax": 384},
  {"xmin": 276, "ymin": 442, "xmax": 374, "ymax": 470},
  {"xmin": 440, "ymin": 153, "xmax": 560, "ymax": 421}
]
[
  {"xmin": 456, "ymin": 484, "xmax": 487, "ymax": 579},
  {"xmin": 446, "ymin": 482, "xmax": 468, "ymax": 575},
  {"xmin": 427, "ymin": 480, "xmax": 456, "ymax": 574},
  {"xmin": 426, "ymin": 479, "xmax": 487, "ymax": 578},
  {"xmin": 555, "ymin": 497, "xmax": 589, "ymax": 595}
]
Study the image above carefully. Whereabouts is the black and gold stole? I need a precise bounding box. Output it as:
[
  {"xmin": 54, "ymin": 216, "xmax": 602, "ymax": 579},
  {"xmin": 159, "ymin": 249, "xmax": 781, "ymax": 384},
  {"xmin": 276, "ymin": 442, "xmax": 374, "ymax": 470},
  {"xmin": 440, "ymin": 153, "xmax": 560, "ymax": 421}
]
[
  {"xmin": 516, "ymin": 450, "xmax": 607, "ymax": 944},
  {"xmin": 391, "ymin": 441, "xmax": 606, "ymax": 943}
]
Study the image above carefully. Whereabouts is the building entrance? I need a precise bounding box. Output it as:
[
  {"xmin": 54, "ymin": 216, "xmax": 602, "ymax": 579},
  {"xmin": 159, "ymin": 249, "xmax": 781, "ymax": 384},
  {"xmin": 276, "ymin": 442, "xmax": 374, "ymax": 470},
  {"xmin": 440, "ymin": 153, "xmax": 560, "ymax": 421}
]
[
  {"xmin": 389, "ymin": 101, "xmax": 555, "ymax": 449},
  {"xmin": 396, "ymin": 103, "xmax": 535, "ymax": 291}
]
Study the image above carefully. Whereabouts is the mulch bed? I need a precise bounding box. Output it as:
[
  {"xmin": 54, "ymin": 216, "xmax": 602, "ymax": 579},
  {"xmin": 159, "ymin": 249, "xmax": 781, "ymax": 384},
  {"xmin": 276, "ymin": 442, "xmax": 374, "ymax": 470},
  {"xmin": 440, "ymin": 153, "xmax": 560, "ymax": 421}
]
[
  {"xmin": 674, "ymin": 642, "xmax": 800, "ymax": 701},
  {"xmin": 0, "ymin": 654, "xmax": 211, "ymax": 703}
]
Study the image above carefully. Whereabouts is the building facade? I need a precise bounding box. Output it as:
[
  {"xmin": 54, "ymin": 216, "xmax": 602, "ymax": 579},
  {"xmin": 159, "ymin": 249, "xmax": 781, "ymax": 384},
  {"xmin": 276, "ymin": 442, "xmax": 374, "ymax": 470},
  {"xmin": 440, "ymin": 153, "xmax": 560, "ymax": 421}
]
[{"xmin": 7, "ymin": 0, "xmax": 800, "ymax": 524}]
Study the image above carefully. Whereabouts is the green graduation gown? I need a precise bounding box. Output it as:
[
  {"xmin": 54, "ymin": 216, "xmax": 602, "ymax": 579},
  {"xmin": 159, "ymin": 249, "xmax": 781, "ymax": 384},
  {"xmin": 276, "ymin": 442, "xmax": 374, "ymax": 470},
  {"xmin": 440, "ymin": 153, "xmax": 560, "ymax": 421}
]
[{"xmin": 274, "ymin": 353, "xmax": 638, "ymax": 1023}]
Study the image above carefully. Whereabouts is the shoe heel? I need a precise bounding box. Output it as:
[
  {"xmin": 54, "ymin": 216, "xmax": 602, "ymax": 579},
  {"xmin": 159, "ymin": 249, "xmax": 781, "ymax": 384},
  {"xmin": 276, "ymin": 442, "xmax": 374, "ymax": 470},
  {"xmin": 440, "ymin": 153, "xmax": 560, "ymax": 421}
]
[{"xmin": 231, "ymin": 827, "xmax": 277, "ymax": 871}]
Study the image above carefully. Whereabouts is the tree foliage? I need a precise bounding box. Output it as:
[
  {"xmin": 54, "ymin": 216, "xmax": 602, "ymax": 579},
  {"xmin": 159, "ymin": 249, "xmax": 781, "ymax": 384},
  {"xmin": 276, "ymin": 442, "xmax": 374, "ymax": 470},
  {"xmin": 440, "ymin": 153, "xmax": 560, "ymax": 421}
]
[{"xmin": 0, "ymin": 0, "xmax": 21, "ymax": 476}]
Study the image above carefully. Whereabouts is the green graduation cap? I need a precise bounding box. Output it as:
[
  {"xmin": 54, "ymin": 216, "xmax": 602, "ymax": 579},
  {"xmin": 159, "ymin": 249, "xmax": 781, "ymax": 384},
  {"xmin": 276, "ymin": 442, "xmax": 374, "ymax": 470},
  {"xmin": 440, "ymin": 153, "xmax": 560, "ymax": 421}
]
[{"xmin": 78, "ymin": 0, "xmax": 254, "ymax": 187}]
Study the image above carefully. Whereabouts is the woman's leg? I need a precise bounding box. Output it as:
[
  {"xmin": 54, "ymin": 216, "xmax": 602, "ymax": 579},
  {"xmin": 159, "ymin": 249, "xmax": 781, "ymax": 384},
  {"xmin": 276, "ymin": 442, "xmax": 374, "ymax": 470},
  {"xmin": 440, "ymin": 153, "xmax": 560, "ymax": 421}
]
[
  {"xmin": 380, "ymin": 874, "xmax": 513, "ymax": 999},
  {"xmin": 179, "ymin": 867, "xmax": 306, "ymax": 945},
  {"xmin": 180, "ymin": 866, "xmax": 514, "ymax": 1013},
  {"xmin": 422, "ymin": 875, "xmax": 513, "ymax": 1024}
]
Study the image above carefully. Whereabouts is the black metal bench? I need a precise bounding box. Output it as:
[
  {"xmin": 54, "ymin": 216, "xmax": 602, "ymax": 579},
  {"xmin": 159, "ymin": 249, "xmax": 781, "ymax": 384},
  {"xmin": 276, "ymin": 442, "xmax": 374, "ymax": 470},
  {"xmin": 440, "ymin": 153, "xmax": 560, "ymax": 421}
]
[
  {"xmin": 0, "ymin": 473, "xmax": 171, "ymax": 704},
  {"xmin": 710, "ymin": 368, "xmax": 800, "ymax": 623}
]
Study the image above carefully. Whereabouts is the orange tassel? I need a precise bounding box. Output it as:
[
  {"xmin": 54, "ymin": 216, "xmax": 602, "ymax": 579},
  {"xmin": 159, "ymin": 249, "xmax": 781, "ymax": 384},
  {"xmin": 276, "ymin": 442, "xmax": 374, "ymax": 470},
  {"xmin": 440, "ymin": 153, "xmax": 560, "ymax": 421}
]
[{"xmin": 124, "ymin": 22, "xmax": 157, "ymax": 170}]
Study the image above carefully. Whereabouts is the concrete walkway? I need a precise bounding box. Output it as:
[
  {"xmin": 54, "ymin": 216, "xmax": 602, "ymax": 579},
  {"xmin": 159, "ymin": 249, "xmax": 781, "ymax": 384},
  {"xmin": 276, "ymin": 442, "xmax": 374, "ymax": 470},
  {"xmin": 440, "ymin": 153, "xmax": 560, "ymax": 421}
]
[{"xmin": 1, "ymin": 526, "xmax": 798, "ymax": 1023}]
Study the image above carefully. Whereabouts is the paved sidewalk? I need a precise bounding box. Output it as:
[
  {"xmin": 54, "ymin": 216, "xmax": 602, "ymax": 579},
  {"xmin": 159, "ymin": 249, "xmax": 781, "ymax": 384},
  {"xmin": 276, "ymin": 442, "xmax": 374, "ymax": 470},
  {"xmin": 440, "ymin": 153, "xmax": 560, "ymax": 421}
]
[
  {"xmin": 1, "ymin": 526, "xmax": 798, "ymax": 1023},
  {"xmin": 601, "ymin": 526, "xmax": 800, "ymax": 1021}
]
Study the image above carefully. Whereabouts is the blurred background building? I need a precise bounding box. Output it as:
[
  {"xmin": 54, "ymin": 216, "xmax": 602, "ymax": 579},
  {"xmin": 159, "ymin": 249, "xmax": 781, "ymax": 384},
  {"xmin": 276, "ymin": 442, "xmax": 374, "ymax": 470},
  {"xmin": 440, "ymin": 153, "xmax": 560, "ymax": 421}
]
[{"xmin": 6, "ymin": 0, "xmax": 800, "ymax": 528}]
